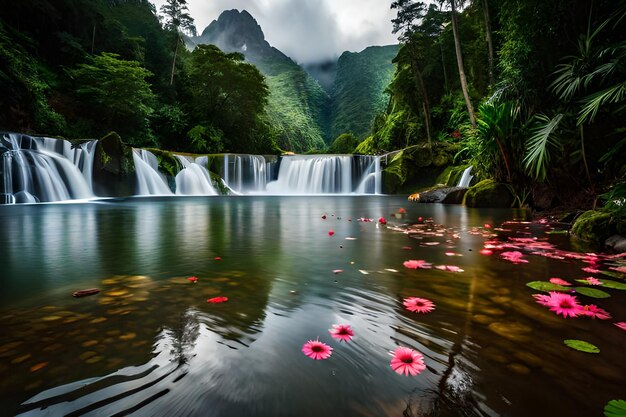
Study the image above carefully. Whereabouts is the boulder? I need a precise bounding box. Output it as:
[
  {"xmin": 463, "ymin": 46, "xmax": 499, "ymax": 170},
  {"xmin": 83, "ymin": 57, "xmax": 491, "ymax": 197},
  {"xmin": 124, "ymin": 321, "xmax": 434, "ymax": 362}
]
[
  {"xmin": 408, "ymin": 186, "xmax": 467, "ymax": 204},
  {"xmin": 463, "ymin": 179, "xmax": 515, "ymax": 208},
  {"xmin": 605, "ymin": 235, "xmax": 626, "ymax": 253},
  {"xmin": 571, "ymin": 210, "xmax": 619, "ymax": 244},
  {"xmin": 92, "ymin": 132, "xmax": 136, "ymax": 197}
]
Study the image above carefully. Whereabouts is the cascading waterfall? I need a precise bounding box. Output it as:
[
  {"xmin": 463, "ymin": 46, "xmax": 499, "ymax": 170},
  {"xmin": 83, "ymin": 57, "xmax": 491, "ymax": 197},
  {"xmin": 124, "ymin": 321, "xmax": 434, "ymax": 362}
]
[
  {"xmin": 354, "ymin": 156, "xmax": 382, "ymax": 194},
  {"xmin": 265, "ymin": 155, "xmax": 380, "ymax": 194},
  {"xmin": 173, "ymin": 155, "xmax": 217, "ymax": 196},
  {"xmin": 457, "ymin": 166, "xmax": 474, "ymax": 188},
  {"xmin": 1, "ymin": 133, "xmax": 385, "ymax": 204},
  {"xmin": 0, "ymin": 133, "xmax": 95, "ymax": 204},
  {"xmin": 221, "ymin": 154, "xmax": 269, "ymax": 193},
  {"xmin": 132, "ymin": 149, "xmax": 173, "ymax": 196}
]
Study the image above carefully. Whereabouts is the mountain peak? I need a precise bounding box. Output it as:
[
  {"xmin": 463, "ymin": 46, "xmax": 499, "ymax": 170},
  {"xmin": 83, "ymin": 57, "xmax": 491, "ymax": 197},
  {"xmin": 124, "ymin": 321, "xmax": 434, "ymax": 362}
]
[{"xmin": 197, "ymin": 9, "xmax": 265, "ymax": 50}]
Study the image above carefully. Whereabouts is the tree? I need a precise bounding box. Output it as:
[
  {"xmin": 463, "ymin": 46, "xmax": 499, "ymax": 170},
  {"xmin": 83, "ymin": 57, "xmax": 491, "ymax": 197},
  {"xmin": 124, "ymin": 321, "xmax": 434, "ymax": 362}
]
[
  {"xmin": 391, "ymin": 0, "xmax": 433, "ymax": 146},
  {"xmin": 449, "ymin": 0, "xmax": 476, "ymax": 128},
  {"xmin": 159, "ymin": 0, "xmax": 196, "ymax": 85},
  {"xmin": 186, "ymin": 45, "xmax": 274, "ymax": 153},
  {"xmin": 70, "ymin": 52, "xmax": 155, "ymax": 144}
]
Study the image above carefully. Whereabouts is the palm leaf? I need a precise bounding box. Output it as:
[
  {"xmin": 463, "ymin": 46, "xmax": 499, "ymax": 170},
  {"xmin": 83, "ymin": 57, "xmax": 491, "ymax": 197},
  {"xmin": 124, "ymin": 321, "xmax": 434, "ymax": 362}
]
[
  {"xmin": 523, "ymin": 114, "xmax": 564, "ymax": 181},
  {"xmin": 578, "ymin": 82, "xmax": 626, "ymax": 125}
]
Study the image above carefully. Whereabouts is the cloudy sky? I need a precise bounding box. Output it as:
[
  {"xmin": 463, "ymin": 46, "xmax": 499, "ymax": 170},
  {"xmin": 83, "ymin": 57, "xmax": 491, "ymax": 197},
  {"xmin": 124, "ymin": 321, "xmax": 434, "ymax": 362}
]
[{"xmin": 150, "ymin": 0, "xmax": 399, "ymax": 63}]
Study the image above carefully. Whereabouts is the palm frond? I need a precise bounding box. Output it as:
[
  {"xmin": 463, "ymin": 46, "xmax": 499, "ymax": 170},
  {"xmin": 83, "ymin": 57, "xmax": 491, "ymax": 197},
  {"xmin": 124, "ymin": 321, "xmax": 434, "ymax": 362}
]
[
  {"xmin": 523, "ymin": 113, "xmax": 564, "ymax": 181},
  {"xmin": 578, "ymin": 82, "xmax": 626, "ymax": 124}
]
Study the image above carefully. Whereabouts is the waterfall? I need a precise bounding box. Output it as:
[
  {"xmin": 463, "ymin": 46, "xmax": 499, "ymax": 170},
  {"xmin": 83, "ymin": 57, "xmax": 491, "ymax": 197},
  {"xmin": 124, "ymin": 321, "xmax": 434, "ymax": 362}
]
[
  {"xmin": 0, "ymin": 133, "xmax": 94, "ymax": 204},
  {"xmin": 132, "ymin": 149, "xmax": 173, "ymax": 196},
  {"xmin": 220, "ymin": 154, "xmax": 269, "ymax": 193},
  {"xmin": 457, "ymin": 166, "xmax": 473, "ymax": 188},
  {"xmin": 354, "ymin": 156, "xmax": 382, "ymax": 194},
  {"xmin": 265, "ymin": 155, "xmax": 379, "ymax": 195},
  {"xmin": 173, "ymin": 155, "xmax": 217, "ymax": 196}
]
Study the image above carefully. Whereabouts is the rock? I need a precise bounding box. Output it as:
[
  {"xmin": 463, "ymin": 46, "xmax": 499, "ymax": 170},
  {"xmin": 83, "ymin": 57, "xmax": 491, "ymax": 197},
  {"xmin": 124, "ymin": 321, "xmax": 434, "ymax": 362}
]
[
  {"xmin": 463, "ymin": 179, "xmax": 515, "ymax": 208},
  {"xmin": 92, "ymin": 132, "xmax": 136, "ymax": 197},
  {"xmin": 532, "ymin": 183, "xmax": 558, "ymax": 210},
  {"xmin": 605, "ymin": 235, "xmax": 626, "ymax": 253},
  {"xmin": 409, "ymin": 186, "xmax": 467, "ymax": 204},
  {"xmin": 571, "ymin": 210, "xmax": 616, "ymax": 244}
]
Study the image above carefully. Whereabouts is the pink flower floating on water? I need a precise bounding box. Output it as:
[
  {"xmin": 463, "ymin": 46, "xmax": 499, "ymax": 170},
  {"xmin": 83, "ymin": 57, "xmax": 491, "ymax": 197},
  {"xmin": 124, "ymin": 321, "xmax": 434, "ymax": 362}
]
[
  {"xmin": 207, "ymin": 296, "xmax": 228, "ymax": 303},
  {"xmin": 500, "ymin": 251, "xmax": 528, "ymax": 264},
  {"xmin": 187, "ymin": 276, "xmax": 198, "ymax": 283},
  {"xmin": 379, "ymin": 217, "xmax": 387, "ymax": 225},
  {"xmin": 549, "ymin": 278, "xmax": 571, "ymax": 286},
  {"xmin": 403, "ymin": 260, "xmax": 432, "ymax": 269},
  {"xmin": 357, "ymin": 217, "xmax": 373, "ymax": 222},
  {"xmin": 580, "ymin": 304, "xmax": 611, "ymax": 320},
  {"xmin": 403, "ymin": 297, "xmax": 435, "ymax": 314},
  {"xmin": 390, "ymin": 347, "xmax": 426, "ymax": 376},
  {"xmin": 302, "ymin": 339, "xmax": 333, "ymax": 360},
  {"xmin": 584, "ymin": 277, "xmax": 603, "ymax": 285},
  {"xmin": 328, "ymin": 230, "xmax": 335, "ymax": 236},
  {"xmin": 614, "ymin": 322, "xmax": 626, "ymax": 331},
  {"xmin": 533, "ymin": 292, "xmax": 582, "ymax": 318},
  {"xmin": 480, "ymin": 249, "xmax": 493, "ymax": 256},
  {"xmin": 329, "ymin": 324, "xmax": 354, "ymax": 342},
  {"xmin": 435, "ymin": 265, "xmax": 464, "ymax": 272},
  {"xmin": 582, "ymin": 266, "xmax": 601, "ymax": 274}
]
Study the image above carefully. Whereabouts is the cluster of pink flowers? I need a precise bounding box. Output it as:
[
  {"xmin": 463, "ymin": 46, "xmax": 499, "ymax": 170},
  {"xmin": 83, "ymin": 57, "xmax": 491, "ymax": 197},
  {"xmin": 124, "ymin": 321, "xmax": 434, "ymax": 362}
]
[
  {"xmin": 301, "ymin": 324, "xmax": 356, "ymax": 360},
  {"xmin": 533, "ymin": 292, "xmax": 611, "ymax": 319}
]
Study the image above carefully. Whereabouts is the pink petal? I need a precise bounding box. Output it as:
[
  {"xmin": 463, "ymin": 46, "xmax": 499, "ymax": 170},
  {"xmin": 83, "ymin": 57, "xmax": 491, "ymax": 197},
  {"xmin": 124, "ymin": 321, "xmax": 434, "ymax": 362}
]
[
  {"xmin": 328, "ymin": 230, "xmax": 335, "ymax": 236},
  {"xmin": 207, "ymin": 296, "xmax": 228, "ymax": 303}
]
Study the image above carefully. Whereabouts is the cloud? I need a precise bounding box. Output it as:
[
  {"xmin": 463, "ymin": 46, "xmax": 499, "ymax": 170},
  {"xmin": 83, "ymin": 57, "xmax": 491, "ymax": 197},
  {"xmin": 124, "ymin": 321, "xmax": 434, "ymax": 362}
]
[{"xmin": 151, "ymin": 0, "xmax": 398, "ymax": 63}]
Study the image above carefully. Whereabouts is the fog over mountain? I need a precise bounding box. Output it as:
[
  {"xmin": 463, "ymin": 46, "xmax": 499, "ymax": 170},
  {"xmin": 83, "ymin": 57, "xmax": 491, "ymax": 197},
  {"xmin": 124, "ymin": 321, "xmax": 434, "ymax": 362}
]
[{"xmin": 151, "ymin": 0, "xmax": 398, "ymax": 63}]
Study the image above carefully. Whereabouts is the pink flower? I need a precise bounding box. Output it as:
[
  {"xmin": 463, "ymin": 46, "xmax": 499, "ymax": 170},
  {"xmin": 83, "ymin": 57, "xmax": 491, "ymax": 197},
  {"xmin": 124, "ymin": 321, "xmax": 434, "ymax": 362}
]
[
  {"xmin": 500, "ymin": 251, "xmax": 528, "ymax": 264},
  {"xmin": 614, "ymin": 322, "xmax": 626, "ymax": 331},
  {"xmin": 332, "ymin": 269, "xmax": 344, "ymax": 274},
  {"xmin": 435, "ymin": 265, "xmax": 464, "ymax": 272},
  {"xmin": 582, "ymin": 267, "xmax": 601, "ymax": 274},
  {"xmin": 329, "ymin": 324, "xmax": 354, "ymax": 342},
  {"xmin": 322, "ymin": 214, "xmax": 327, "ymax": 219},
  {"xmin": 533, "ymin": 294, "xmax": 552, "ymax": 306},
  {"xmin": 328, "ymin": 230, "xmax": 335, "ymax": 236},
  {"xmin": 403, "ymin": 260, "xmax": 432, "ymax": 269},
  {"xmin": 580, "ymin": 305, "xmax": 611, "ymax": 320},
  {"xmin": 545, "ymin": 292, "xmax": 583, "ymax": 318},
  {"xmin": 214, "ymin": 256, "xmax": 222, "ymax": 261},
  {"xmin": 584, "ymin": 277, "xmax": 603, "ymax": 285},
  {"xmin": 549, "ymin": 278, "xmax": 571, "ymax": 286},
  {"xmin": 302, "ymin": 339, "xmax": 333, "ymax": 360},
  {"xmin": 378, "ymin": 217, "xmax": 387, "ymax": 225},
  {"xmin": 480, "ymin": 249, "xmax": 493, "ymax": 256},
  {"xmin": 390, "ymin": 347, "xmax": 426, "ymax": 376},
  {"xmin": 357, "ymin": 217, "xmax": 373, "ymax": 222},
  {"xmin": 187, "ymin": 276, "xmax": 198, "ymax": 283},
  {"xmin": 484, "ymin": 224, "xmax": 492, "ymax": 229},
  {"xmin": 403, "ymin": 297, "xmax": 435, "ymax": 314},
  {"xmin": 207, "ymin": 296, "xmax": 228, "ymax": 303}
]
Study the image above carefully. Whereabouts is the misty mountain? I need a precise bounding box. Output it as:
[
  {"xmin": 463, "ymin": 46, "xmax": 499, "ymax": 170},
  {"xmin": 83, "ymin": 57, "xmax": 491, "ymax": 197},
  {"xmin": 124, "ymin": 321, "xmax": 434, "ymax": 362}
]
[
  {"xmin": 330, "ymin": 45, "xmax": 399, "ymax": 140},
  {"xmin": 193, "ymin": 9, "xmax": 397, "ymax": 151},
  {"xmin": 193, "ymin": 10, "xmax": 328, "ymax": 152}
]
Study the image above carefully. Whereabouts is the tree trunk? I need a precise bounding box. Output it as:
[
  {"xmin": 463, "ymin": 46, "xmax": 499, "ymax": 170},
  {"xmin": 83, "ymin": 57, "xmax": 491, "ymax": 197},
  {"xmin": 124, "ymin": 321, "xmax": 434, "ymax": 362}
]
[
  {"xmin": 409, "ymin": 53, "xmax": 432, "ymax": 147},
  {"xmin": 170, "ymin": 35, "xmax": 179, "ymax": 85},
  {"xmin": 483, "ymin": 0, "xmax": 495, "ymax": 86},
  {"xmin": 450, "ymin": 0, "xmax": 476, "ymax": 128}
]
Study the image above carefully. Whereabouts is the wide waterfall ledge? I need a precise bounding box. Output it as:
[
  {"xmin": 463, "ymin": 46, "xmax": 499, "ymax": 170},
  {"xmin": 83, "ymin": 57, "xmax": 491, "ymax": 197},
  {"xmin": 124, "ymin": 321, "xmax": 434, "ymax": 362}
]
[{"xmin": 1, "ymin": 133, "xmax": 383, "ymax": 204}]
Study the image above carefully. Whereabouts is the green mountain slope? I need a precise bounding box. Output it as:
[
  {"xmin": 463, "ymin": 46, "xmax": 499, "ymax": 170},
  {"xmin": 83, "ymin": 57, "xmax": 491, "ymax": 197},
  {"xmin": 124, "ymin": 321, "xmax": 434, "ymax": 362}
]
[
  {"xmin": 330, "ymin": 45, "xmax": 399, "ymax": 140},
  {"xmin": 193, "ymin": 10, "xmax": 328, "ymax": 152}
]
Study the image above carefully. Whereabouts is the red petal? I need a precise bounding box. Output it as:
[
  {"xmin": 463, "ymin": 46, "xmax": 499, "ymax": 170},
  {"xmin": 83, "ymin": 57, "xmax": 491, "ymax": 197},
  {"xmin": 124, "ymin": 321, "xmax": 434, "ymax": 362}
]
[{"xmin": 207, "ymin": 296, "xmax": 228, "ymax": 303}]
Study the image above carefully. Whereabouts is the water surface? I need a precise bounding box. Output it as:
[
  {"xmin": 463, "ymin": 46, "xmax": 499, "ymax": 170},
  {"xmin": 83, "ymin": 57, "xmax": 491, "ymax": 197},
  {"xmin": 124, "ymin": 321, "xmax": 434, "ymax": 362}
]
[{"xmin": 0, "ymin": 196, "xmax": 624, "ymax": 416}]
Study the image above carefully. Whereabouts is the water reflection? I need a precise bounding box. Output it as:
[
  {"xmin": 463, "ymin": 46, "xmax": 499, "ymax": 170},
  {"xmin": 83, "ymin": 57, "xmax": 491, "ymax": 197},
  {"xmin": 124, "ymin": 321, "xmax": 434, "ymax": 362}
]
[{"xmin": 0, "ymin": 197, "xmax": 624, "ymax": 416}]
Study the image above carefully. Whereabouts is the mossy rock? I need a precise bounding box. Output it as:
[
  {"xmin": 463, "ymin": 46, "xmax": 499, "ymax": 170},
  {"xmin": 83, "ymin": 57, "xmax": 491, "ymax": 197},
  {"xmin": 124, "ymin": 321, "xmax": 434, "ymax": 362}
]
[
  {"xmin": 463, "ymin": 179, "xmax": 515, "ymax": 208},
  {"xmin": 143, "ymin": 148, "xmax": 181, "ymax": 178},
  {"xmin": 431, "ymin": 142, "xmax": 460, "ymax": 168},
  {"xmin": 571, "ymin": 210, "xmax": 619, "ymax": 243},
  {"xmin": 93, "ymin": 132, "xmax": 136, "ymax": 197}
]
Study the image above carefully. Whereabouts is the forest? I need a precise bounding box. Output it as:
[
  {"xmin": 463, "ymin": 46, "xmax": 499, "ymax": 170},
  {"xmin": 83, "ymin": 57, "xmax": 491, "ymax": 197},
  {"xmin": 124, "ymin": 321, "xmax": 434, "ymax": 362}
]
[{"xmin": 0, "ymin": 0, "xmax": 624, "ymax": 216}]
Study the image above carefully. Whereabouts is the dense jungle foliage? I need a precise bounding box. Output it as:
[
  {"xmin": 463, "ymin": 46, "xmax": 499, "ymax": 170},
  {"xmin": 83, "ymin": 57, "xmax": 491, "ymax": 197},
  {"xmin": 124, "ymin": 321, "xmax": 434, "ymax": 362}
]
[{"xmin": 358, "ymin": 0, "xmax": 625, "ymax": 214}]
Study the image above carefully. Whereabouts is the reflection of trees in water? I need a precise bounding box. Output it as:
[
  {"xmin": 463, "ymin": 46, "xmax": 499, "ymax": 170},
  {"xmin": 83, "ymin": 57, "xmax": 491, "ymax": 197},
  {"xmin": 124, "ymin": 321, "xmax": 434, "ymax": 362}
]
[{"xmin": 164, "ymin": 308, "xmax": 201, "ymax": 366}]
